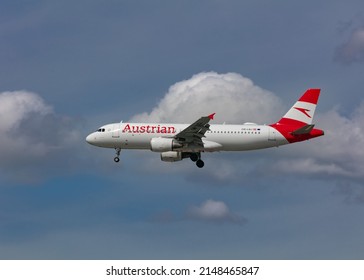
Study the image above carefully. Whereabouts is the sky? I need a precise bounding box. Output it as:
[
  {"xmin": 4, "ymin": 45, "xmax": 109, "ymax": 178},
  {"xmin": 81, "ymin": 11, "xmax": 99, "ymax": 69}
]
[{"xmin": 1, "ymin": 0, "xmax": 364, "ymax": 259}]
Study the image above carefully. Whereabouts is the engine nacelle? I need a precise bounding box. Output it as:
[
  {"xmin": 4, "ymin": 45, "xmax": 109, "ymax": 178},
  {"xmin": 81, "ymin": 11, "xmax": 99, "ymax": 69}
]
[
  {"xmin": 150, "ymin": 137, "xmax": 182, "ymax": 152},
  {"xmin": 160, "ymin": 151, "xmax": 182, "ymax": 162}
]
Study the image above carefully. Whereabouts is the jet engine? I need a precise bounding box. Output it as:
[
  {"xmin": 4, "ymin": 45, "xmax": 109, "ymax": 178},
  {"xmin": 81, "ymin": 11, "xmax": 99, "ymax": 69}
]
[
  {"xmin": 160, "ymin": 151, "xmax": 183, "ymax": 162},
  {"xmin": 150, "ymin": 137, "xmax": 182, "ymax": 152}
]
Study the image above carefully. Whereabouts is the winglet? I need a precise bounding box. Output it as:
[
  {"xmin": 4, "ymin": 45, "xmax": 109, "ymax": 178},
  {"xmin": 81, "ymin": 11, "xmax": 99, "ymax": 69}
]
[{"xmin": 208, "ymin": 113, "xmax": 216, "ymax": 120}]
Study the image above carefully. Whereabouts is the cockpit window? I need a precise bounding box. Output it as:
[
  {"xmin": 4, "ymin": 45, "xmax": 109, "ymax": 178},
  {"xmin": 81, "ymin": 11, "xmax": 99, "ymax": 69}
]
[{"xmin": 97, "ymin": 128, "xmax": 106, "ymax": 132}]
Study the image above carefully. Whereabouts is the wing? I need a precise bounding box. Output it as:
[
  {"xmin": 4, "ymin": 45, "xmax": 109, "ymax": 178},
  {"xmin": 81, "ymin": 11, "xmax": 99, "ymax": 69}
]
[{"xmin": 174, "ymin": 113, "xmax": 215, "ymax": 148}]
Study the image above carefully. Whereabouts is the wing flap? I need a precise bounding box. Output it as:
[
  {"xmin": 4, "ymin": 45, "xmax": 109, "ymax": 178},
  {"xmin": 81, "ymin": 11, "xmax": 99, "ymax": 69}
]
[{"xmin": 175, "ymin": 114, "xmax": 215, "ymax": 149}]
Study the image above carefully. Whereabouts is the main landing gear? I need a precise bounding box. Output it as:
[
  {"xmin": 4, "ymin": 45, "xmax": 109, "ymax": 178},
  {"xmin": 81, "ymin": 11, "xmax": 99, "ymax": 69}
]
[
  {"xmin": 114, "ymin": 148, "xmax": 121, "ymax": 163},
  {"xmin": 190, "ymin": 152, "xmax": 204, "ymax": 168}
]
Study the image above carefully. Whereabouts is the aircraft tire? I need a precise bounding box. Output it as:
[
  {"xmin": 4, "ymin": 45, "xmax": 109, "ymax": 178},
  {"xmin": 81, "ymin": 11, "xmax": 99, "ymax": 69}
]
[
  {"xmin": 190, "ymin": 153, "xmax": 199, "ymax": 162},
  {"xmin": 196, "ymin": 159, "xmax": 204, "ymax": 168},
  {"xmin": 114, "ymin": 157, "xmax": 120, "ymax": 163}
]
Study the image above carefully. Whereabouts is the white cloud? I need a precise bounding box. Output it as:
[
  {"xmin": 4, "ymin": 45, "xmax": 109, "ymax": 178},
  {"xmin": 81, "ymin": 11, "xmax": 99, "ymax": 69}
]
[
  {"xmin": 187, "ymin": 199, "xmax": 246, "ymax": 225},
  {"xmin": 335, "ymin": 26, "xmax": 364, "ymax": 64},
  {"xmin": 270, "ymin": 158, "xmax": 353, "ymax": 177},
  {"xmin": 0, "ymin": 91, "xmax": 52, "ymax": 132},
  {"xmin": 0, "ymin": 91, "xmax": 82, "ymax": 183},
  {"xmin": 130, "ymin": 72, "xmax": 283, "ymax": 124},
  {"xmin": 270, "ymin": 104, "xmax": 364, "ymax": 180},
  {"xmin": 128, "ymin": 72, "xmax": 364, "ymax": 186}
]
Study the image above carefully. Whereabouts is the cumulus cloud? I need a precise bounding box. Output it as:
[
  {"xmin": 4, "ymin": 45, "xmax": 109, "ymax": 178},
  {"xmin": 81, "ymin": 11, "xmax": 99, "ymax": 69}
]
[
  {"xmin": 130, "ymin": 72, "xmax": 283, "ymax": 124},
  {"xmin": 129, "ymin": 72, "xmax": 287, "ymax": 185},
  {"xmin": 149, "ymin": 199, "xmax": 247, "ymax": 225},
  {"xmin": 334, "ymin": 26, "xmax": 364, "ymax": 64},
  {"xmin": 270, "ymin": 104, "xmax": 364, "ymax": 180},
  {"xmin": 270, "ymin": 158, "xmax": 353, "ymax": 177},
  {"xmin": 129, "ymin": 72, "xmax": 364, "ymax": 189},
  {"xmin": 186, "ymin": 199, "xmax": 246, "ymax": 225},
  {"xmin": 0, "ymin": 91, "xmax": 52, "ymax": 131},
  {"xmin": 256, "ymin": 102, "xmax": 364, "ymax": 203},
  {"xmin": 127, "ymin": 70, "xmax": 364, "ymax": 206},
  {"xmin": 0, "ymin": 90, "xmax": 82, "ymax": 183}
]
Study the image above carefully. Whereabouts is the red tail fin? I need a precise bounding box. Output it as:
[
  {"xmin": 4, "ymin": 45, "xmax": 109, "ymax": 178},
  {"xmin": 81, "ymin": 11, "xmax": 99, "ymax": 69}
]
[
  {"xmin": 270, "ymin": 89, "xmax": 324, "ymax": 143},
  {"xmin": 276, "ymin": 88, "xmax": 321, "ymax": 127}
]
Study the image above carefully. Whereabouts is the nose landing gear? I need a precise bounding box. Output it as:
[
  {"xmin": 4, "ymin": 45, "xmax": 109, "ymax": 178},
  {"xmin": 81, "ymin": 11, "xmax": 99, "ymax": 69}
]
[{"xmin": 114, "ymin": 148, "xmax": 121, "ymax": 163}]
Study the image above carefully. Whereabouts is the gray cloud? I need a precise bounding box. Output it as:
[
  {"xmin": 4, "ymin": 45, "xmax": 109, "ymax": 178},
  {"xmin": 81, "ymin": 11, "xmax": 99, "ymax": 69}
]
[
  {"xmin": 186, "ymin": 199, "xmax": 247, "ymax": 225},
  {"xmin": 334, "ymin": 26, "xmax": 364, "ymax": 64},
  {"xmin": 0, "ymin": 91, "xmax": 83, "ymax": 183},
  {"xmin": 333, "ymin": 181, "xmax": 364, "ymax": 204},
  {"xmin": 271, "ymin": 104, "xmax": 364, "ymax": 180}
]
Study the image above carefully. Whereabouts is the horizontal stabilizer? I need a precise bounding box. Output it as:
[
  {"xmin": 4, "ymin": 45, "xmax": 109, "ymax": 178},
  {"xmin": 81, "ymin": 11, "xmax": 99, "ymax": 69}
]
[{"xmin": 291, "ymin": 124, "xmax": 315, "ymax": 135}]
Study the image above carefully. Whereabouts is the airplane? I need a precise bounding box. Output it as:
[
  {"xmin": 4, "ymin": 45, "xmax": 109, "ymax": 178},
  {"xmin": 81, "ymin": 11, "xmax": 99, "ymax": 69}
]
[{"xmin": 86, "ymin": 88, "xmax": 324, "ymax": 168}]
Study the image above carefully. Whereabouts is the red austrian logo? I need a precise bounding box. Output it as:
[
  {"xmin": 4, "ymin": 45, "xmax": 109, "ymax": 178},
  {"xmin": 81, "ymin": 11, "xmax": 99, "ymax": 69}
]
[
  {"xmin": 122, "ymin": 124, "xmax": 176, "ymax": 134},
  {"xmin": 294, "ymin": 107, "xmax": 311, "ymax": 118}
]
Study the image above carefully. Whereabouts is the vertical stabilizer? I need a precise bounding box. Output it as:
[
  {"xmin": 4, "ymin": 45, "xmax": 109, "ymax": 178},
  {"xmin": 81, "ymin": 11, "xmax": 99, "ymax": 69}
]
[
  {"xmin": 277, "ymin": 88, "xmax": 320, "ymax": 127},
  {"xmin": 270, "ymin": 88, "xmax": 324, "ymax": 143}
]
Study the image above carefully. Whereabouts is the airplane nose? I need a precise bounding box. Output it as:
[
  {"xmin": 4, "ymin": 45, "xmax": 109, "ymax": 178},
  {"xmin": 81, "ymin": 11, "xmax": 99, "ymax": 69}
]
[{"xmin": 86, "ymin": 133, "xmax": 96, "ymax": 145}]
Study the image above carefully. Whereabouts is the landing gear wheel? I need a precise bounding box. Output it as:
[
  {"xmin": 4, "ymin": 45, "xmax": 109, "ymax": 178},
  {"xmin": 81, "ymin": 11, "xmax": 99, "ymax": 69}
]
[
  {"xmin": 196, "ymin": 159, "xmax": 204, "ymax": 168},
  {"xmin": 114, "ymin": 148, "xmax": 121, "ymax": 163},
  {"xmin": 190, "ymin": 153, "xmax": 199, "ymax": 162}
]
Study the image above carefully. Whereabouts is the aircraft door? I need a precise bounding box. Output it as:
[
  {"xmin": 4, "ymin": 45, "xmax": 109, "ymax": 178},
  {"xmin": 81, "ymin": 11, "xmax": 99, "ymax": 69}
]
[
  {"xmin": 112, "ymin": 124, "xmax": 120, "ymax": 138},
  {"xmin": 268, "ymin": 127, "xmax": 276, "ymax": 141}
]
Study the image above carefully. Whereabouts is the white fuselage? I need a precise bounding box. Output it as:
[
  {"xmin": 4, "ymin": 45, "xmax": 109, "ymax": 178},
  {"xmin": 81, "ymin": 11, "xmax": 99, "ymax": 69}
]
[
  {"xmin": 85, "ymin": 89, "xmax": 324, "ymax": 168},
  {"xmin": 86, "ymin": 122, "xmax": 289, "ymax": 152}
]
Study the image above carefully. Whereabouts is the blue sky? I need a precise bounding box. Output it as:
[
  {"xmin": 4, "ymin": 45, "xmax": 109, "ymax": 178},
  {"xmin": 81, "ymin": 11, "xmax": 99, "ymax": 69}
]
[{"xmin": 1, "ymin": 0, "xmax": 364, "ymax": 259}]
